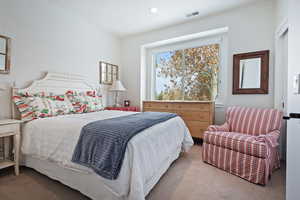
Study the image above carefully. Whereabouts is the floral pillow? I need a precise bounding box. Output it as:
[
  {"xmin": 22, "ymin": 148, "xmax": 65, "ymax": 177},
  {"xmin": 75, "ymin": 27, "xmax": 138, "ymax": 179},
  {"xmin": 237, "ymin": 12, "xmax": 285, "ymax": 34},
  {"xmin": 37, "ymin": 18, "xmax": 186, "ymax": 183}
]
[
  {"xmin": 13, "ymin": 92, "xmax": 75, "ymax": 120},
  {"xmin": 66, "ymin": 90, "xmax": 104, "ymax": 113},
  {"xmin": 12, "ymin": 94, "xmax": 37, "ymax": 121},
  {"xmin": 32, "ymin": 94, "xmax": 75, "ymax": 118}
]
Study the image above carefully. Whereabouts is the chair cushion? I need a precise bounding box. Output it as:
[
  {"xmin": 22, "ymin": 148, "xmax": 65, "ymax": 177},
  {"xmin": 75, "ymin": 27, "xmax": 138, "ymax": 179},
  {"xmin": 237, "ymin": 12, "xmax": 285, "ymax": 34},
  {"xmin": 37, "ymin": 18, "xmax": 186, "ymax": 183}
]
[{"xmin": 203, "ymin": 131, "xmax": 268, "ymax": 158}]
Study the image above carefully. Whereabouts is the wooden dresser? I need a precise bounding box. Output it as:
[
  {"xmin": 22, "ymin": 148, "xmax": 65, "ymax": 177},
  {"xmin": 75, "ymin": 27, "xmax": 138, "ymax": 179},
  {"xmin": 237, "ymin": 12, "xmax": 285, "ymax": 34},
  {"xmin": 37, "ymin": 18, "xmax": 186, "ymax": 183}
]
[{"xmin": 143, "ymin": 101, "xmax": 214, "ymax": 139}]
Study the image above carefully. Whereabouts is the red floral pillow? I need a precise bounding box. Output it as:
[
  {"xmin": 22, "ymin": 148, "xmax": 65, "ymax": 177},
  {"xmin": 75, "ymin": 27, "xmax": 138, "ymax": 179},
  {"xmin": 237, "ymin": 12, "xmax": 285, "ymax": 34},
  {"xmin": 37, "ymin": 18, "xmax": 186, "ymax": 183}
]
[
  {"xmin": 13, "ymin": 92, "xmax": 75, "ymax": 120},
  {"xmin": 66, "ymin": 90, "xmax": 104, "ymax": 113}
]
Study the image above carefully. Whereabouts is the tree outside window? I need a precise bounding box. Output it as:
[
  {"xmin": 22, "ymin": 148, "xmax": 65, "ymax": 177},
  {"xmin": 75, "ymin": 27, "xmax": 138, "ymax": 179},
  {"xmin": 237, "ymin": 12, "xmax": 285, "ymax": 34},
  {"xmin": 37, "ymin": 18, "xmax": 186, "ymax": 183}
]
[{"xmin": 154, "ymin": 44, "xmax": 220, "ymax": 101}]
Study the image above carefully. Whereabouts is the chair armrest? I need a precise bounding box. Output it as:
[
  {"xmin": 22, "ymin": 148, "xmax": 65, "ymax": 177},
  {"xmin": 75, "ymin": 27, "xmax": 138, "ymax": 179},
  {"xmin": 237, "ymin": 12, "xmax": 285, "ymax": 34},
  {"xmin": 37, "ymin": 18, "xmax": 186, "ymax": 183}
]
[
  {"xmin": 207, "ymin": 123, "xmax": 230, "ymax": 132},
  {"xmin": 255, "ymin": 130, "xmax": 280, "ymax": 148}
]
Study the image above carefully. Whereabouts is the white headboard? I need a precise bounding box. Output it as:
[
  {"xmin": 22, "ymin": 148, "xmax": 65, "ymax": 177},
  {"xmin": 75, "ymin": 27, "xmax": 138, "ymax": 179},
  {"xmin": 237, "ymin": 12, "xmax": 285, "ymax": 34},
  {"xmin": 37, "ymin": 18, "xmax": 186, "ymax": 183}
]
[{"xmin": 12, "ymin": 72, "xmax": 100, "ymax": 119}]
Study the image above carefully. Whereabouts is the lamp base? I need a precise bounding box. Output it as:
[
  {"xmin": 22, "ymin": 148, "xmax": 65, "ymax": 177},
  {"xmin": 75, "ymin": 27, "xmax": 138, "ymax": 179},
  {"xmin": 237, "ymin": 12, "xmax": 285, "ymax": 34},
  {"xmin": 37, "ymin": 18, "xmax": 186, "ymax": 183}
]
[{"xmin": 112, "ymin": 103, "xmax": 122, "ymax": 107}]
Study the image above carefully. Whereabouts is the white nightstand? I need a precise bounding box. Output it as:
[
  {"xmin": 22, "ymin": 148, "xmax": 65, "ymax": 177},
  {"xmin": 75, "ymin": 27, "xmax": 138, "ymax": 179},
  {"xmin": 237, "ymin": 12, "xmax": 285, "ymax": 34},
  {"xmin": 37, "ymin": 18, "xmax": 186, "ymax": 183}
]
[{"xmin": 0, "ymin": 119, "xmax": 22, "ymax": 175}]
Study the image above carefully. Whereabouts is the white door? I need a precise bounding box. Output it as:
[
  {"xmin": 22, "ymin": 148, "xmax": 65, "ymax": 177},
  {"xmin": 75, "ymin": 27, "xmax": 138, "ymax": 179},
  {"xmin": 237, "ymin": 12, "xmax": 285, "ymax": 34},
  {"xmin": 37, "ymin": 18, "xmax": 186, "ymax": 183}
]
[{"xmin": 286, "ymin": 0, "xmax": 300, "ymax": 199}]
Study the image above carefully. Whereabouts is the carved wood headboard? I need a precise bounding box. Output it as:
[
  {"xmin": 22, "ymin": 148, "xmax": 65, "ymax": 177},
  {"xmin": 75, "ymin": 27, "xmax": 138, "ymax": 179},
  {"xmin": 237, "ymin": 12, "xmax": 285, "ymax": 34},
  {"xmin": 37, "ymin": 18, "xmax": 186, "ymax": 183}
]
[{"xmin": 12, "ymin": 72, "xmax": 99, "ymax": 120}]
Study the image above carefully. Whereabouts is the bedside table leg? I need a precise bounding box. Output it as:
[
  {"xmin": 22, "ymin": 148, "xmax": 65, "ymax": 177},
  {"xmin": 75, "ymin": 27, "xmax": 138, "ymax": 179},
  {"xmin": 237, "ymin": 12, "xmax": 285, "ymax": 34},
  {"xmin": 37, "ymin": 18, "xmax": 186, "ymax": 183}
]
[{"xmin": 13, "ymin": 133, "xmax": 20, "ymax": 176}]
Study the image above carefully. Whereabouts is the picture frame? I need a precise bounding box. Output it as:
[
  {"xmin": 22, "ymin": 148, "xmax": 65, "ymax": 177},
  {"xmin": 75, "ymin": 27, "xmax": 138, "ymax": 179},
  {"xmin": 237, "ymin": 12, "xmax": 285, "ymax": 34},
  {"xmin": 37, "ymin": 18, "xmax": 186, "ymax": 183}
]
[
  {"xmin": 99, "ymin": 61, "xmax": 119, "ymax": 85},
  {"xmin": 0, "ymin": 35, "xmax": 11, "ymax": 74},
  {"xmin": 232, "ymin": 50, "xmax": 269, "ymax": 94}
]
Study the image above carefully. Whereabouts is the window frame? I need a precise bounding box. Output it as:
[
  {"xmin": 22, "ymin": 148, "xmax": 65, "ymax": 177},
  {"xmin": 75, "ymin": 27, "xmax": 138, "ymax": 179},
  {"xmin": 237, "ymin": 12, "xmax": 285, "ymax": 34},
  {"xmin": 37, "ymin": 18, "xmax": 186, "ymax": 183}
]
[{"xmin": 146, "ymin": 34, "xmax": 228, "ymax": 106}]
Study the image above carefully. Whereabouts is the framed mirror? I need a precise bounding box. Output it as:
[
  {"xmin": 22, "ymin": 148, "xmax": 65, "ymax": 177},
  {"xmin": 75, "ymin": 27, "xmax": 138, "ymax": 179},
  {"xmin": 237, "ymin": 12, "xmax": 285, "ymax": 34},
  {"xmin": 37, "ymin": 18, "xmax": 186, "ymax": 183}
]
[
  {"xmin": 233, "ymin": 50, "xmax": 269, "ymax": 94},
  {"xmin": 0, "ymin": 35, "xmax": 11, "ymax": 74},
  {"xmin": 99, "ymin": 61, "xmax": 119, "ymax": 85}
]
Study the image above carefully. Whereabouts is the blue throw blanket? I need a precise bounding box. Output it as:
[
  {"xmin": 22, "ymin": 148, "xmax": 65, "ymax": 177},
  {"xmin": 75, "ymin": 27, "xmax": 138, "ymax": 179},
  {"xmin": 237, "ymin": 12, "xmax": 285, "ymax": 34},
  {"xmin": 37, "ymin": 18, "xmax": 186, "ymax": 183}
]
[{"xmin": 72, "ymin": 112, "xmax": 178, "ymax": 180}]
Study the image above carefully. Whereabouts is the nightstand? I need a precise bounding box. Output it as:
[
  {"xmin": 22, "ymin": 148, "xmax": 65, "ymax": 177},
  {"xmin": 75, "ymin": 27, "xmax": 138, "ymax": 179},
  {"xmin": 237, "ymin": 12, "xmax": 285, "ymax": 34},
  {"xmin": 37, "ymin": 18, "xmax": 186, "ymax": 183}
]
[
  {"xmin": 105, "ymin": 106, "xmax": 140, "ymax": 112},
  {"xmin": 0, "ymin": 119, "xmax": 22, "ymax": 176}
]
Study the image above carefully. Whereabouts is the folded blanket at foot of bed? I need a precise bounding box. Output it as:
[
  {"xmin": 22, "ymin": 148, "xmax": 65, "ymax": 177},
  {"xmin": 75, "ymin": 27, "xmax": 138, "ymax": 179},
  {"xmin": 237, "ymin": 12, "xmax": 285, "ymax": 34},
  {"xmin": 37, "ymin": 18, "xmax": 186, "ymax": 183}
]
[{"xmin": 72, "ymin": 112, "xmax": 178, "ymax": 180}]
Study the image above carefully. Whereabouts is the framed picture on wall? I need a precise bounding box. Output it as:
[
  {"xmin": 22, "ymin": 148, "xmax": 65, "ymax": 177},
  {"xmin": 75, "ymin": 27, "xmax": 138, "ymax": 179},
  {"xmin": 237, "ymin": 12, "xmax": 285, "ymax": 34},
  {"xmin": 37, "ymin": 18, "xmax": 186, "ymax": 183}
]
[
  {"xmin": 0, "ymin": 35, "xmax": 11, "ymax": 74},
  {"xmin": 99, "ymin": 61, "xmax": 119, "ymax": 85}
]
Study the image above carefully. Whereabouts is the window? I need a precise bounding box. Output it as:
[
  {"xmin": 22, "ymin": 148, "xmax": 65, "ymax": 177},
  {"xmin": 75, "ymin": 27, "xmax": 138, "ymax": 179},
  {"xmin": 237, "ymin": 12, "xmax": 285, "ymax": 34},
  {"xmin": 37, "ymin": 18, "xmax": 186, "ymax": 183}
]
[
  {"xmin": 142, "ymin": 29, "xmax": 228, "ymax": 106},
  {"xmin": 153, "ymin": 44, "xmax": 220, "ymax": 101}
]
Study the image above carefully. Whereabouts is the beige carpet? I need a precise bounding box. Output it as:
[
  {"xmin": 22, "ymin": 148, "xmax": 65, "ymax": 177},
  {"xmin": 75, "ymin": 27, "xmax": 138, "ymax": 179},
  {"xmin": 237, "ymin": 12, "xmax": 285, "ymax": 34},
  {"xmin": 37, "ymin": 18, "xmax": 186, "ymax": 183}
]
[{"xmin": 0, "ymin": 145, "xmax": 285, "ymax": 200}]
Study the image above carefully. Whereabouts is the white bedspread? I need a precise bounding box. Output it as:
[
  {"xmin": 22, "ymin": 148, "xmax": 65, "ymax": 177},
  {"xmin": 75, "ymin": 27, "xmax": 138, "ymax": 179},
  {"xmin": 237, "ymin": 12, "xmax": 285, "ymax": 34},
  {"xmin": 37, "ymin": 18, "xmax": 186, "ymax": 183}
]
[{"xmin": 22, "ymin": 110, "xmax": 193, "ymax": 200}]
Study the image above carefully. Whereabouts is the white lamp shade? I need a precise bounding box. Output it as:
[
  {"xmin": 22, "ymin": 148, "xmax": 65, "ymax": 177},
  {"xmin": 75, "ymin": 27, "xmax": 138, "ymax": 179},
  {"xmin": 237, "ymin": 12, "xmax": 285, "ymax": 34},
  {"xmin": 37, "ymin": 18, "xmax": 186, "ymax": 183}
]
[{"xmin": 110, "ymin": 80, "xmax": 126, "ymax": 91}]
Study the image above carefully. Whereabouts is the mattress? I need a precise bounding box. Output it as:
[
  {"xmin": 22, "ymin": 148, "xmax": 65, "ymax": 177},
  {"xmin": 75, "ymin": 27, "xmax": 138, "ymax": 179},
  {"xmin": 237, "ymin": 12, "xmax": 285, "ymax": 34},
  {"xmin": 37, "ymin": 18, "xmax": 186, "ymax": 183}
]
[{"xmin": 21, "ymin": 110, "xmax": 194, "ymax": 200}]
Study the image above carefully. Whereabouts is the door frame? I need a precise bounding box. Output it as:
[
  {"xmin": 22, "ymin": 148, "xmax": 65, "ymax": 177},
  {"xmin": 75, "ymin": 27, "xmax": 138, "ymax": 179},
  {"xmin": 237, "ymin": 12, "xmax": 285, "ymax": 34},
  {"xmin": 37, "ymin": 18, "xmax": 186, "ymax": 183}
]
[
  {"xmin": 274, "ymin": 18, "xmax": 289, "ymax": 160},
  {"xmin": 274, "ymin": 18, "xmax": 289, "ymax": 111}
]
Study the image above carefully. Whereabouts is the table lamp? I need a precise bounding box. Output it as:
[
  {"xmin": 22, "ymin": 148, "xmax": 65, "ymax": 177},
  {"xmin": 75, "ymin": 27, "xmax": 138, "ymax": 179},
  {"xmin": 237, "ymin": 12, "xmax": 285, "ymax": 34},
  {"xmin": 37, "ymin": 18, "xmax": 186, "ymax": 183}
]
[{"xmin": 110, "ymin": 80, "xmax": 126, "ymax": 107}]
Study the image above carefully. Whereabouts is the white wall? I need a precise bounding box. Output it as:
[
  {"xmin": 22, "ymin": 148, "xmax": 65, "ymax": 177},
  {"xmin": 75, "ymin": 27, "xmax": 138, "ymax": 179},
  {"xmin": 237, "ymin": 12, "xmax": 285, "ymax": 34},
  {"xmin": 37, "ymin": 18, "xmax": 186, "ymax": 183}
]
[
  {"xmin": 0, "ymin": 0, "xmax": 121, "ymax": 119},
  {"xmin": 286, "ymin": 0, "xmax": 300, "ymax": 199},
  {"xmin": 276, "ymin": 0, "xmax": 288, "ymax": 25},
  {"xmin": 120, "ymin": 0, "xmax": 276, "ymax": 123}
]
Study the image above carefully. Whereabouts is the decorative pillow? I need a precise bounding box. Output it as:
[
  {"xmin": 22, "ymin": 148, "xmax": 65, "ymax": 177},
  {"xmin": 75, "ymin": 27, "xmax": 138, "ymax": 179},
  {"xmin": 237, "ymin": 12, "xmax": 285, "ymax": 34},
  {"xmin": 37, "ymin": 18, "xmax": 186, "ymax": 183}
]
[
  {"xmin": 66, "ymin": 90, "xmax": 104, "ymax": 113},
  {"xmin": 32, "ymin": 94, "xmax": 75, "ymax": 118},
  {"xmin": 12, "ymin": 94, "xmax": 37, "ymax": 121},
  {"xmin": 13, "ymin": 92, "xmax": 75, "ymax": 120}
]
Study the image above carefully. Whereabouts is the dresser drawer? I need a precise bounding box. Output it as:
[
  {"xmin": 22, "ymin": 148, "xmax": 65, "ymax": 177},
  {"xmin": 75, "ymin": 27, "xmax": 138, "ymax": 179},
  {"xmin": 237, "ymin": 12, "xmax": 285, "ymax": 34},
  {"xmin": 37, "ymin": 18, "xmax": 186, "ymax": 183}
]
[
  {"xmin": 143, "ymin": 101, "xmax": 214, "ymax": 139},
  {"xmin": 143, "ymin": 108, "xmax": 174, "ymax": 113},
  {"xmin": 171, "ymin": 103, "xmax": 211, "ymax": 111},
  {"xmin": 185, "ymin": 121, "xmax": 210, "ymax": 138},
  {"xmin": 143, "ymin": 102, "xmax": 173, "ymax": 110},
  {"xmin": 177, "ymin": 111, "xmax": 210, "ymax": 121}
]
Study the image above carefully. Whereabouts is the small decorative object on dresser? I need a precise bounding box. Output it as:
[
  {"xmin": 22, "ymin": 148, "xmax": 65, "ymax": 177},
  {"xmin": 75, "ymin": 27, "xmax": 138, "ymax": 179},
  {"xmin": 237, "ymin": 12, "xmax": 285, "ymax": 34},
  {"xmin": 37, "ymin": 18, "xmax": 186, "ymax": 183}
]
[
  {"xmin": 106, "ymin": 106, "xmax": 140, "ymax": 112},
  {"xmin": 0, "ymin": 119, "xmax": 22, "ymax": 175},
  {"xmin": 124, "ymin": 100, "xmax": 130, "ymax": 107},
  {"xmin": 143, "ymin": 101, "xmax": 214, "ymax": 139}
]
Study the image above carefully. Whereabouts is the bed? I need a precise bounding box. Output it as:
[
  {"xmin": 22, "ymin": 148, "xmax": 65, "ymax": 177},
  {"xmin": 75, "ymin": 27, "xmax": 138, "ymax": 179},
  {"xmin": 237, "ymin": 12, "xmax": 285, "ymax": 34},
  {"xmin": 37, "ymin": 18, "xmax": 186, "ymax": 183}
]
[{"xmin": 12, "ymin": 72, "xmax": 194, "ymax": 200}]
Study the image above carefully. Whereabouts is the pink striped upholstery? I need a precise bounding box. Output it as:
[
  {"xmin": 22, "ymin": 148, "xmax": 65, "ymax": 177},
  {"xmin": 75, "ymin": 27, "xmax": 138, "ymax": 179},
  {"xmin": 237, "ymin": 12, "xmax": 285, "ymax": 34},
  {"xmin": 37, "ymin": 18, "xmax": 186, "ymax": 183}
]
[
  {"xmin": 202, "ymin": 106, "xmax": 283, "ymax": 185},
  {"xmin": 204, "ymin": 131, "xmax": 268, "ymax": 158},
  {"xmin": 207, "ymin": 123, "xmax": 230, "ymax": 132},
  {"xmin": 203, "ymin": 143, "xmax": 268, "ymax": 184},
  {"xmin": 226, "ymin": 106, "xmax": 282, "ymax": 136}
]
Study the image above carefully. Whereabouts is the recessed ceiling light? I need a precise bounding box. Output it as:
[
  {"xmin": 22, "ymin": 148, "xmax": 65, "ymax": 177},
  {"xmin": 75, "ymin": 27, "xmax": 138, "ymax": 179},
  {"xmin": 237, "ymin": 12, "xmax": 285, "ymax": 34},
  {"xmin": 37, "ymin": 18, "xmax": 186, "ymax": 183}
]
[{"xmin": 150, "ymin": 7, "xmax": 158, "ymax": 14}]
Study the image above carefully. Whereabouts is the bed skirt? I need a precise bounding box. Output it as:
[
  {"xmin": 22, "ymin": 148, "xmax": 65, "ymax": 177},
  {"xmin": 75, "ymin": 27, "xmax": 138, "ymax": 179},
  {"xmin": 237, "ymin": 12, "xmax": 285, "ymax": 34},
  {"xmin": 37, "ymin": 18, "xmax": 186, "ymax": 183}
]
[{"xmin": 21, "ymin": 145, "xmax": 182, "ymax": 200}]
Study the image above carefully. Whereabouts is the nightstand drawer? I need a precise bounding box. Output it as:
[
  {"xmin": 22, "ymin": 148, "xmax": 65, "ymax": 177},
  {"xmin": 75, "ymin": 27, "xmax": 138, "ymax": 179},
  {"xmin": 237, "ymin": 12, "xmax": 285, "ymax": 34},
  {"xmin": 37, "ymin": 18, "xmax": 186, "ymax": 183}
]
[
  {"xmin": 0, "ymin": 124, "xmax": 19, "ymax": 136},
  {"xmin": 0, "ymin": 119, "xmax": 22, "ymax": 176}
]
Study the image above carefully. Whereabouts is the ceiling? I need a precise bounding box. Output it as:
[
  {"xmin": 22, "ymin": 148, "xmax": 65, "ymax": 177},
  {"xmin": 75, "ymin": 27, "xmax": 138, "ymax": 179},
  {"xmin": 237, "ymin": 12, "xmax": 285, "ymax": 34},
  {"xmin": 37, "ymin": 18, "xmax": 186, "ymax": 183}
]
[{"xmin": 51, "ymin": 0, "xmax": 259, "ymax": 37}]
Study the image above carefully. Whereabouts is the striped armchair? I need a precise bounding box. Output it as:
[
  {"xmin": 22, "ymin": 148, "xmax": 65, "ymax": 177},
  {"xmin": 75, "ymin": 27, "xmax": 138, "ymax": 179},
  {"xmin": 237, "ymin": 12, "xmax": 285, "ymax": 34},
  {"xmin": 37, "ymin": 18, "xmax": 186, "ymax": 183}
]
[{"xmin": 202, "ymin": 106, "xmax": 283, "ymax": 185}]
